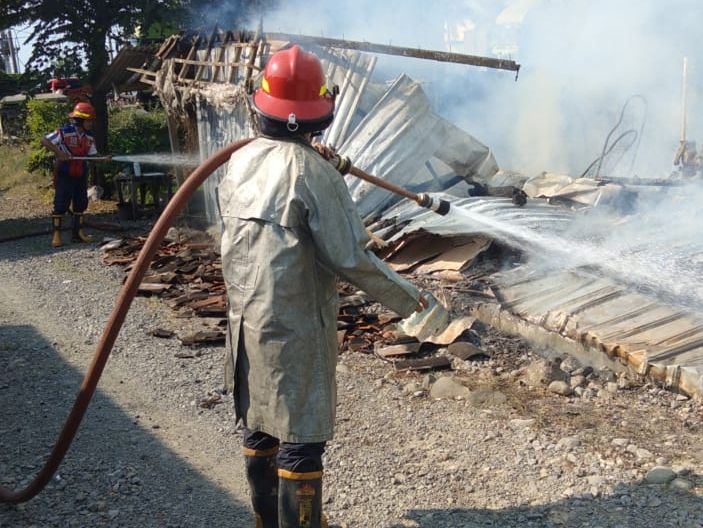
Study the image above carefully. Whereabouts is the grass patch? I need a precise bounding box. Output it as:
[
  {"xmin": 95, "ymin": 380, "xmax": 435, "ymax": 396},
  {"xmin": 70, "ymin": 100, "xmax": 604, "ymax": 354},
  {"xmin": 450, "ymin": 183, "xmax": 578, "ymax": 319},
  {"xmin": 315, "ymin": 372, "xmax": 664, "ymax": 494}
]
[{"xmin": 0, "ymin": 141, "xmax": 53, "ymax": 204}]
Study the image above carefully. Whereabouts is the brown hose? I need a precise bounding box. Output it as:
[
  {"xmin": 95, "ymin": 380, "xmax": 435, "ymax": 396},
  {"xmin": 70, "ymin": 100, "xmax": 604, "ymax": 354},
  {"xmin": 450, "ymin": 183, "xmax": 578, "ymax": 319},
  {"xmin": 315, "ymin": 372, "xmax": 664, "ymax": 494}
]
[
  {"xmin": 348, "ymin": 165, "xmax": 419, "ymax": 202},
  {"xmin": 0, "ymin": 138, "xmax": 253, "ymax": 504},
  {"xmin": 0, "ymin": 136, "xmax": 437, "ymax": 504}
]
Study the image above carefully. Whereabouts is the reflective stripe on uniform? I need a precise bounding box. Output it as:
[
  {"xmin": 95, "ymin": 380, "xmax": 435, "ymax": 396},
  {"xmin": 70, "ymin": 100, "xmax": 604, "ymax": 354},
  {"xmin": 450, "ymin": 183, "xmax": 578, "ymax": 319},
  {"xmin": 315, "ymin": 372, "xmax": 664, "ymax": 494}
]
[
  {"xmin": 242, "ymin": 446, "xmax": 280, "ymax": 457},
  {"xmin": 277, "ymin": 469, "xmax": 323, "ymax": 480}
]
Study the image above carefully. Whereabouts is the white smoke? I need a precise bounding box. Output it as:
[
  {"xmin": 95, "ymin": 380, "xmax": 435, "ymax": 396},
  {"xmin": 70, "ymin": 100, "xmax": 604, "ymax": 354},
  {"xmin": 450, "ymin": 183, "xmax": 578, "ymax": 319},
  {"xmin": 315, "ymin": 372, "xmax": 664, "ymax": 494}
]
[{"xmin": 263, "ymin": 0, "xmax": 703, "ymax": 178}]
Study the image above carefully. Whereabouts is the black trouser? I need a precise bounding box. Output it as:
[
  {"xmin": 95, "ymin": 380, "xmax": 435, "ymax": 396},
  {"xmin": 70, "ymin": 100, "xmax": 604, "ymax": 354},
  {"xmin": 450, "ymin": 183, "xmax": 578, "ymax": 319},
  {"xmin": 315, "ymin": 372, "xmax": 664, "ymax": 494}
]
[
  {"xmin": 242, "ymin": 428, "xmax": 325, "ymax": 472},
  {"xmin": 53, "ymin": 173, "xmax": 88, "ymax": 215}
]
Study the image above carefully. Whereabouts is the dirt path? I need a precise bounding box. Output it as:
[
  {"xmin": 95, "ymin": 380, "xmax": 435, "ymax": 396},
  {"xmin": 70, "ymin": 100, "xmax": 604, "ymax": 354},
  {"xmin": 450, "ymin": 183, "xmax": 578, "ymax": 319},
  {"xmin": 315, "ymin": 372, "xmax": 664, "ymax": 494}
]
[
  {"xmin": 1, "ymin": 232, "xmax": 703, "ymax": 527},
  {"xmin": 0, "ymin": 257, "xmax": 252, "ymax": 527}
]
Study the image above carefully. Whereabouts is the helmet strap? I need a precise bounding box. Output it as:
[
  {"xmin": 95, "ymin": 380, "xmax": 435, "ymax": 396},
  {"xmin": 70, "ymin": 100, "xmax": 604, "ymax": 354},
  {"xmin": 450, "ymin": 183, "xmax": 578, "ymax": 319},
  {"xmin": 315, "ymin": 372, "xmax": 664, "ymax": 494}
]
[{"xmin": 286, "ymin": 113, "xmax": 299, "ymax": 133}]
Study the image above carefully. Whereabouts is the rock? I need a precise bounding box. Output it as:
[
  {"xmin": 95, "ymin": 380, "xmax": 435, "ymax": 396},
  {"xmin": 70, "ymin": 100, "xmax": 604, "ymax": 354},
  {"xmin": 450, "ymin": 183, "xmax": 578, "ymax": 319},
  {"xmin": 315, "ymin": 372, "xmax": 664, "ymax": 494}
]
[
  {"xmin": 522, "ymin": 359, "xmax": 567, "ymax": 387},
  {"xmin": 559, "ymin": 356, "xmax": 580, "ymax": 373},
  {"xmin": 581, "ymin": 388, "xmax": 594, "ymax": 399},
  {"xmin": 107, "ymin": 510, "xmax": 120, "ymax": 520},
  {"xmin": 570, "ymin": 375, "xmax": 586, "ymax": 388},
  {"xmin": 605, "ymin": 382, "xmax": 619, "ymax": 394},
  {"xmin": 598, "ymin": 368, "xmax": 617, "ymax": 382},
  {"xmin": 611, "ymin": 438, "xmax": 629, "ymax": 448},
  {"xmin": 644, "ymin": 466, "xmax": 676, "ymax": 484},
  {"xmin": 597, "ymin": 389, "xmax": 614, "ymax": 400},
  {"xmin": 635, "ymin": 448, "xmax": 653, "ymax": 461},
  {"xmin": 572, "ymin": 366, "xmax": 594, "ymax": 377},
  {"xmin": 336, "ymin": 363, "xmax": 351, "ymax": 375},
  {"xmin": 164, "ymin": 227, "xmax": 181, "ymax": 243},
  {"xmin": 587, "ymin": 475, "xmax": 606, "ymax": 487},
  {"xmin": 670, "ymin": 478, "xmax": 694, "ymax": 491},
  {"xmin": 574, "ymin": 386, "xmax": 585, "ymax": 397},
  {"xmin": 557, "ymin": 436, "xmax": 581, "ymax": 450},
  {"xmin": 402, "ymin": 382, "xmax": 421, "ymax": 396},
  {"xmin": 421, "ymin": 373, "xmax": 436, "ymax": 391},
  {"xmin": 429, "ymin": 377, "xmax": 470, "ymax": 400},
  {"xmin": 648, "ymin": 496, "xmax": 662, "ymax": 507},
  {"xmin": 548, "ymin": 380, "xmax": 573, "ymax": 396},
  {"xmin": 675, "ymin": 394, "xmax": 689, "ymax": 401},
  {"xmin": 391, "ymin": 473, "xmax": 406, "ymax": 485},
  {"xmin": 672, "ymin": 465, "xmax": 692, "ymax": 476},
  {"xmin": 466, "ymin": 388, "xmax": 508, "ymax": 408}
]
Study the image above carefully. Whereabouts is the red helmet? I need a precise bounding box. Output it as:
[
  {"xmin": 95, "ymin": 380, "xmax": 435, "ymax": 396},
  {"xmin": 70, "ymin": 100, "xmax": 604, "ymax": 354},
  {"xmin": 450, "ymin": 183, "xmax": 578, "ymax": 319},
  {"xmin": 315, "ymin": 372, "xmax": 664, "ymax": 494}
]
[
  {"xmin": 69, "ymin": 102, "xmax": 96, "ymax": 120},
  {"xmin": 253, "ymin": 45, "xmax": 335, "ymax": 133}
]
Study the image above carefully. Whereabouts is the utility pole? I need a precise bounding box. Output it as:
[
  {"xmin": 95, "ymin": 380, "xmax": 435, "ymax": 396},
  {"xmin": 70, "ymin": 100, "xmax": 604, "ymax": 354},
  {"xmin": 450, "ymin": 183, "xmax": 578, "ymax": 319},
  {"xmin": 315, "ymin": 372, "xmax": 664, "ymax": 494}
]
[
  {"xmin": 0, "ymin": 32, "xmax": 8, "ymax": 73},
  {"xmin": 1, "ymin": 30, "xmax": 20, "ymax": 74}
]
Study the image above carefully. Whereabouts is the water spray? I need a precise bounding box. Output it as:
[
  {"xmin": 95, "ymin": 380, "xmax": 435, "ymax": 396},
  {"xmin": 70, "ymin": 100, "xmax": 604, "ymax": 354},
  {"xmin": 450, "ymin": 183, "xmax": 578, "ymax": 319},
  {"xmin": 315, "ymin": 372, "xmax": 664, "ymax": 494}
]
[{"xmin": 68, "ymin": 154, "xmax": 200, "ymax": 166}]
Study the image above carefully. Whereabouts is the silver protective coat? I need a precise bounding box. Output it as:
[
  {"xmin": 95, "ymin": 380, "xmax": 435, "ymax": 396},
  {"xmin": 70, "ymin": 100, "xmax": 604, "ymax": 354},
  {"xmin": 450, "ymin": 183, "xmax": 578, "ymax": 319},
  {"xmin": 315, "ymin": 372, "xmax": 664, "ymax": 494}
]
[{"xmin": 218, "ymin": 137, "xmax": 420, "ymax": 443}]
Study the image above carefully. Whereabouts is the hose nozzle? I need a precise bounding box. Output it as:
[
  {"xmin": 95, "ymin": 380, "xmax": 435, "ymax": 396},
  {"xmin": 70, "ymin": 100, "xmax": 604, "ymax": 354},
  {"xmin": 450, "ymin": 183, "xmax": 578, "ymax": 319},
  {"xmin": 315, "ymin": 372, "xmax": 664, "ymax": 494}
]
[{"xmin": 416, "ymin": 193, "xmax": 451, "ymax": 216}]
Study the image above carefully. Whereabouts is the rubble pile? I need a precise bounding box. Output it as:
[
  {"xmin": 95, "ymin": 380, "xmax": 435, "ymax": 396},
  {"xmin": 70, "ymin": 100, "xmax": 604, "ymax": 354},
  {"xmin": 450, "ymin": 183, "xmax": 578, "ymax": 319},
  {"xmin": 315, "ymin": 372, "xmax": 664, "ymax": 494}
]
[{"xmin": 100, "ymin": 233, "xmax": 490, "ymax": 371}]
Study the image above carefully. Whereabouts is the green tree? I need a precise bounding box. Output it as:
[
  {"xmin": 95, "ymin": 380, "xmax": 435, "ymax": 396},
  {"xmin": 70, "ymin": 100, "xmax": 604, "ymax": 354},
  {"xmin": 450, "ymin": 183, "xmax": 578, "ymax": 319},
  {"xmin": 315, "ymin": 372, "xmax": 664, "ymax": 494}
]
[
  {"xmin": 0, "ymin": 0, "xmax": 188, "ymax": 153},
  {"xmin": 0, "ymin": 0, "xmax": 276, "ymax": 153}
]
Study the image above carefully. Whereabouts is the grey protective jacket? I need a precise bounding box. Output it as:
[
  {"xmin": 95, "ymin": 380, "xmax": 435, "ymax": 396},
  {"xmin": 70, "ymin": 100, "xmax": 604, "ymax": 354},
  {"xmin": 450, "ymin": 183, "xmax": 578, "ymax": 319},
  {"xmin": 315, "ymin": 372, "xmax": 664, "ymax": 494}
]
[{"xmin": 218, "ymin": 137, "xmax": 420, "ymax": 443}]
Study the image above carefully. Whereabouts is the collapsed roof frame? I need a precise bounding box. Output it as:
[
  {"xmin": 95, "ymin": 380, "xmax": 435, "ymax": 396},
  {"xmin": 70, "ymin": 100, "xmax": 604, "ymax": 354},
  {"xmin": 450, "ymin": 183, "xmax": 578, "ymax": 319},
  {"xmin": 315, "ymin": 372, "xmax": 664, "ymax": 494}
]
[{"xmin": 127, "ymin": 28, "xmax": 520, "ymax": 157}]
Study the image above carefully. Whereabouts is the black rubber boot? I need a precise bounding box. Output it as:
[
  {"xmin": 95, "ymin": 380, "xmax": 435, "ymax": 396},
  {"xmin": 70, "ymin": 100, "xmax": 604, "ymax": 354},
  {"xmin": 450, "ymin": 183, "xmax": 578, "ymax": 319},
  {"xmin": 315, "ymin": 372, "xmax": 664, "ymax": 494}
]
[
  {"xmin": 243, "ymin": 447, "xmax": 279, "ymax": 528},
  {"xmin": 72, "ymin": 213, "xmax": 92, "ymax": 243},
  {"xmin": 278, "ymin": 470, "xmax": 324, "ymax": 528}
]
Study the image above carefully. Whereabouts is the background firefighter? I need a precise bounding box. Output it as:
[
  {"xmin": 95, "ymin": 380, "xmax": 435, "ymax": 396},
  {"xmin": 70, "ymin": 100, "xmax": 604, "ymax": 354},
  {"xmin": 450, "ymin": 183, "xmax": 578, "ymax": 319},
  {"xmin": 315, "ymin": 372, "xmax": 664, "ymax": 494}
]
[
  {"xmin": 40, "ymin": 101, "xmax": 103, "ymax": 248},
  {"xmin": 218, "ymin": 45, "xmax": 444, "ymax": 527}
]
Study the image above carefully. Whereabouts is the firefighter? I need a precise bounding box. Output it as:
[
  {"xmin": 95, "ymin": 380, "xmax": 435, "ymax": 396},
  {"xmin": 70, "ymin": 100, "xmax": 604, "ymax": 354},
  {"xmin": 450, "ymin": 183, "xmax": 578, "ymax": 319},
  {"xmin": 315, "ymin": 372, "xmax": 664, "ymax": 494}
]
[
  {"xmin": 218, "ymin": 45, "xmax": 442, "ymax": 527},
  {"xmin": 40, "ymin": 101, "xmax": 103, "ymax": 247}
]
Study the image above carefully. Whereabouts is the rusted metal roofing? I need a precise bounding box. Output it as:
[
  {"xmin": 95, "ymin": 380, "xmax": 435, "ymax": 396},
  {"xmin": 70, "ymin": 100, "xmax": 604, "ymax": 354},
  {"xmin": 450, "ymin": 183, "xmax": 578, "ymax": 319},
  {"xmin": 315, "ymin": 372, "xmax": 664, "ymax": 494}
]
[
  {"xmin": 94, "ymin": 45, "xmax": 159, "ymax": 94},
  {"xmin": 481, "ymin": 265, "xmax": 703, "ymax": 398}
]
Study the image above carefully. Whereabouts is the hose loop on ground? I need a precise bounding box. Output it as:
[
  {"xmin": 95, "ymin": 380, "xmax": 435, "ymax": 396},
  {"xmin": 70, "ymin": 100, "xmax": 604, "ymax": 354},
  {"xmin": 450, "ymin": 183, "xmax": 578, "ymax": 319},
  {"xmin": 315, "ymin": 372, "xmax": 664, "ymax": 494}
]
[{"xmin": 0, "ymin": 138, "xmax": 254, "ymax": 504}]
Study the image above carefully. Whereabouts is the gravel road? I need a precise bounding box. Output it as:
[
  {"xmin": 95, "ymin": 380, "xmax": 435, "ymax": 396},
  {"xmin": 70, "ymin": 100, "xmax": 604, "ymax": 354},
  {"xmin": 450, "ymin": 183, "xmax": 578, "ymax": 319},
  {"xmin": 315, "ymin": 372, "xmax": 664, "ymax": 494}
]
[{"xmin": 1, "ymin": 219, "xmax": 703, "ymax": 527}]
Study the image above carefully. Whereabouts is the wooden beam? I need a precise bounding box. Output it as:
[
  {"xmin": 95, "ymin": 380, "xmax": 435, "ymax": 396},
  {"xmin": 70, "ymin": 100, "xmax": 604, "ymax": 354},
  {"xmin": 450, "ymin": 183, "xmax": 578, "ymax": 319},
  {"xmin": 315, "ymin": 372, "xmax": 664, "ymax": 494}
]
[
  {"xmin": 265, "ymin": 32, "xmax": 520, "ymax": 74},
  {"xmin": 178, "ymin": 34, "xmax": 202, "ymax": 81}
]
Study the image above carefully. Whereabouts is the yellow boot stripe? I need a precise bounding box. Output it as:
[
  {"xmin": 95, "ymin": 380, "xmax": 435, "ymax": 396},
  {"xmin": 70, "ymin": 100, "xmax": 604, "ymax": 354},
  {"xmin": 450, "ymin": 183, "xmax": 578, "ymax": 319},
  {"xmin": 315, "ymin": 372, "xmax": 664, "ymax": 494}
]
[
  {"xmin": 278, "ymin": 469, "xmax": 323, "ymax": 480},
  {"xmin": 242, "ymin": 446, "xmax": 279, "ymax": 457}
]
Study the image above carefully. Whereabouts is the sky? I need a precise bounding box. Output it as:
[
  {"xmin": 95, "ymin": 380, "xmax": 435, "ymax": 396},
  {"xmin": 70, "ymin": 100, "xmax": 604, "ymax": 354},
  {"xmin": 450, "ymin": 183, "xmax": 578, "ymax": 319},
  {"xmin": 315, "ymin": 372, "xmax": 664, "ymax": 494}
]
[{"xmin": 10, "ymin": 24, "xmax": 34, "ymax": 73}]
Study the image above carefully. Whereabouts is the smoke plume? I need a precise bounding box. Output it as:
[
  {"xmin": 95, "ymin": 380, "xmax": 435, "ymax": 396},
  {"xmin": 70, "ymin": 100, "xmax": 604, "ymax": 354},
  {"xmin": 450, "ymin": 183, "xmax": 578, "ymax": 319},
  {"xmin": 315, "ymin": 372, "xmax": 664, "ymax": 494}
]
[{"xmin": 263, "ymin": 0, "xmax": 703, "ymax": 178}]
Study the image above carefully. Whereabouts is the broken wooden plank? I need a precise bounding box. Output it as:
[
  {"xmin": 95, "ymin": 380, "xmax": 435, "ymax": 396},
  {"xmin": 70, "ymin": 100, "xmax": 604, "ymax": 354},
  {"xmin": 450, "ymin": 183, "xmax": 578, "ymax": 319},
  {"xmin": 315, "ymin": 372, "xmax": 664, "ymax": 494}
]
[
  {"xmin": 149, "ymin": 328, "xmax": 175, "ymax": 339},
  {"xmin": 138, "ymin": 283, "xmax": 172, "ymax": 294},
  {"xmin": 179, "ymin": 330, "xmax": 226, "ymax": 346},
  {"xmin": 387, "ymin": 236, "xmax": 454, "ymax": 272}
]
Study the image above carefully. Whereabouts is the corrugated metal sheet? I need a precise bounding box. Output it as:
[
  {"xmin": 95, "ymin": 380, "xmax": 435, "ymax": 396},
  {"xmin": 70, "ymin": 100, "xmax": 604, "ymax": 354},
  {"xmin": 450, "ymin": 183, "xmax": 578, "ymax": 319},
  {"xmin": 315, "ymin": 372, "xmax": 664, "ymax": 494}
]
[
  {"xmin": 340, "ymin": 75, "xmax": 497, "ymax": 218},
  {"xmin": 195, "ymin": 48, "xmax": 498, "ymax": 224},
  {"xmin": 371, "ymin": 194, "xmax": 703, "ymax": 398},
  {"xmin": 485, "ymin": 263, "xmax": 703, "ymax": 398},
  {"xmin": 318, "ymin": 49, "xmax": 377, "ymax": 149}
]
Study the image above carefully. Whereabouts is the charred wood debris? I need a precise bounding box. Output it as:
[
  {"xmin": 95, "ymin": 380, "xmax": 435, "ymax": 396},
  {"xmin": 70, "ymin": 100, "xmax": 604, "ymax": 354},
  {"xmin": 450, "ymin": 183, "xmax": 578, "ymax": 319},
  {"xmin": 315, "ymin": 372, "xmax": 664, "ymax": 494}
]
[{"xmin": 101, "ymin": 233, "xmax": 497, "ymax": 372}]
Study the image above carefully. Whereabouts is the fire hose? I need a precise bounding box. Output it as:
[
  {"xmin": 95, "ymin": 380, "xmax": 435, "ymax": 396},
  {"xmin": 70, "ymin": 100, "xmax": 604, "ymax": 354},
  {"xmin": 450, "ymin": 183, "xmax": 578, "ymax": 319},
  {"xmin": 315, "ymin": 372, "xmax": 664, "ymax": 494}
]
[{"xmin": 0, "ymin": 138, "xmax": 450, "ymax": 504}]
